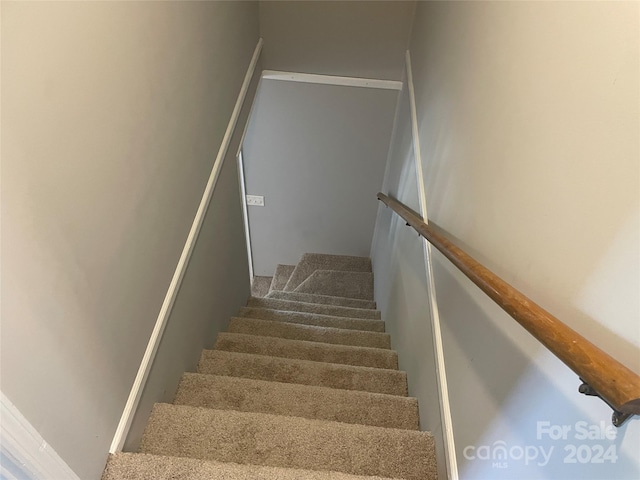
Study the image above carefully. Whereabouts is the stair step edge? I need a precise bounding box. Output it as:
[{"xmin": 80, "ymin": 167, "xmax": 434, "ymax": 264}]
[
  {"xmin": 140, "ymin": 404, "xmax": 435, "ymax": 480},
  {"xmin": 104, "ymin": 452, "xmax": 404, "ymax": 480},
  {"xmin": 197, "ymin": 350, "xmax": 408, "ymax": 396},
  {"xmin": 228, "ymin": 317, "xmax": 392, "ymax": 349},
  {"xmin": 174, "ymin": 372, "xmax": 419, "ymax": 430},
  {"xmin": 214, "ymin": 332, "xmax": 398, "ymax": 369}
]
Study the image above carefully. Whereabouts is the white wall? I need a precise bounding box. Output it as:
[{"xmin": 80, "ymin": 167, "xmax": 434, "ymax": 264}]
[
  {"xmin": 373, "ymin": 2, "xmax": 639, "ymax": 479},
  {"xmin": 259, "ymin": 1, "xmax": 415, "ymax": 81},
  {"xmin": 242, "ymin": 78, "xmax": 398, "ymax": 275},
  {"xmin": 1, "ymin": 2, "xmax": 258, "ymax": 479}
]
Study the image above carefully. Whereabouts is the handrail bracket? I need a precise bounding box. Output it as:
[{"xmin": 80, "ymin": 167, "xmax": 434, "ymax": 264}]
[{"xmin": 578, "ymin": 379, "xmax": 634, "ymax": 427}]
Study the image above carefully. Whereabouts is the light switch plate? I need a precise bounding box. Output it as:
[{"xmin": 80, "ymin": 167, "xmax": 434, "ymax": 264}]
[{"xmin": 246, "ymin": 195, "xmax": 264, "ymax": 206}]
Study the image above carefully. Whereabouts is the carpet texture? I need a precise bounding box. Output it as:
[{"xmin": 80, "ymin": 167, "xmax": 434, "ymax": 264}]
[
  {"xmin": 103, "ymin": 453, "xmax": 401, "ymax": 480},
  {"xmin": 238, "ymin": 307, "xmax": 386, "ymax": 332},
  {"xmin": 213, "ymin": 332, "xmax": 398, "ymax": 369},
  {"xmin": 266, "ymin": 290, "xmax": 377, "ymax": 309},
  {"xmin": 228, "ymin": 317, "xmax": 391, "ymax": 349},
  {"xmin": 139, "ymin": 404, "xmax": 436, "ymax": 480},
  {"xmin": 102, "ymin": 252, "xmax": 437, "ymax": 480},
  {"xmin": 295, "ymin": 270, "xmax": 375, "ymax": 300},
  {"xmin": 173, "ymin": 373, "xmax": 419, "ymax": 429},
  {"xmin": 247, "ymin": 297, "xmax": 381, "ymax": 320},
  {"xmin": 284, "ymin": 253, "xmax": 372, "ymax": 292},
  {"xmin": 269, "ymin": 264, "xmax": 295, "ymax": 292},
  {"xmin": 251, "ymin": 276, "xmax": 272, "ymax": 297},
  {"xmin": 198, "ymin": 350, "xmax": 407, "ymax": 395}
]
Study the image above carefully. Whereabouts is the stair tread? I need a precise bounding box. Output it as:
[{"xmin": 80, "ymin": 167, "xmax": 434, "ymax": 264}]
[
  {"xmin": 238, "ymin": 307, "xmax": 385, "ymax": 332},
  {"xmin": 247, "ymin": 297, "xmax": 381, "ymax": 320},
  {"xmin": 198, "ymin": 350, "xmax": 407, "ymax": 396},
  {"xmin": 174, "ymin": 373, "xmax": 419, "ymax": 430},
  {"xmin": 266, "ymin": 290, "xmax": 377, "ymax": 309},
  {"xmin": 269, "ymin": 264, "xmax": 295, "ymax": 292},
  {"xmin": 214, "ymin": 332, "xmax": 398, "ymax": 369},
  {"xmin": 139, "ymin": 404, "xmax": 436, "ymax": 480},
  {"xmin": 103, "ymin": 452, "xmax": 402, "ymax": 480},
  {"xmin": 251, "ymin": 276, "xmax": 272, "ymax": 298},
  {"xmin": 228, "ymin": 317, "xmax": 391, "ymax": 349}
]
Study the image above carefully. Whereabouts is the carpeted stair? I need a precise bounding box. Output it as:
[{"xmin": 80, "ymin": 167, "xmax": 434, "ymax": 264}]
[
  {"xmin": 228, "ymin": 317, "xmax": 391, "ymax": 348},
  {"xmin": 238, "ymin": 307, "xmax": 386, "ymax": 332},
  {"xmin": 294, "ymin": 270, "xmax": 375, "ymax": 300},
  {"xmin": 266, "ymin": 290, "xmax": 377, "ymax": 309},
  {"xmin": 251, "ymin": 275, "xmax": 272, "ymax": 297},
  {"xmin": 247, "ymin": 297, "xmax": 381, "ymax": 320},
  {"xmin": 283, "ymin": 253, "xmax": 372, "ymax": 292},
  {"xmin": 269, "ymin": 263, "xmax": 296, "ymax": 292},
  {"xmin": 102, "ymin": 253, "xmax": 437, "ymax": 480}
]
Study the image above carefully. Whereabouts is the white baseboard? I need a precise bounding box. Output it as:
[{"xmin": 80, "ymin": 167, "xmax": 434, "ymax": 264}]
[
  {"xmin": 0, "ymin": 391, "xmax": 81, "ymax": 480},
  {"xmin": 108, "ymin": 37, "xmax": 264, "ymax": 454},
  {"xmin": 405, "ymin": 50, "xmax": 459, "ymax": 480}
]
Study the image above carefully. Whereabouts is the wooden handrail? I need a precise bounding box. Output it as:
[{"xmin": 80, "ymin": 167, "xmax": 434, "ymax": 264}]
[{"xmin": 378, "ymin": 192, "xmax": 640, "ymax": 425}]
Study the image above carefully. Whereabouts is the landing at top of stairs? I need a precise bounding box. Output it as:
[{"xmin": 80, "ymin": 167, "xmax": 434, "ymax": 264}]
[{"xmin": 284, "ymin": 253, "xmax": 372, "ymax": 292}]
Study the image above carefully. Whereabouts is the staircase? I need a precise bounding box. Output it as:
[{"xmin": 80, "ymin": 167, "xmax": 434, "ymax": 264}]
[{"xmin": 102, "ymin": 253, "xmax": 437, "ymax": 480}]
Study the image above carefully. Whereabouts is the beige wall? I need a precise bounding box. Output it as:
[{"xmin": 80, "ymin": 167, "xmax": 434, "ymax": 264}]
[
  {"xmin": 1, "ymin": 2, "xmax": 258, "ymax": 478},
  {"xmin": 259, "ymin": 1, "xmax": 415, "ymax": 80},
  {"xmin": 374, "ymin": 1, "xmax": 639, "ymax": 478}
]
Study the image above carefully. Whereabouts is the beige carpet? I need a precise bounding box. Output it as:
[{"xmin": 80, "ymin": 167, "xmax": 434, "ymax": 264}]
[
  {"xmin": 283, "ymin": 253, "xmax": 372, "ymax": 292},
  {"xmin": 228, "ymin": 317, "xmax": 391, "ymax": 349},
  {"xmin": 251, "ymin": 276, "xmax": 272, "ymax": 297},
  {"xmin": 139, "ymin": 405, "xmax": 435, "ymax": 480},
  {"xmin": 103, "ymin": 453, "xmax": 402, "ymax": 480},
  {"xmin": 238, "ymin": 306, "xmax": 386, "ymax": 332},
  {"xmin": 247, "ymin": 296, "xmax": 381, "ymax": 320},
  {"xmin": 295, "ymin": 270, "xmax": 375, "ymax": 300},
  {"xmin": 102, "ymin": 253, "xmax": 438, "ymax": 480},
  {"xmin": 197, "ymin": 350, "xmax": 407, "ymax": 395},
  {"xmin": 269, "ymin": 263, "xmax": 295, "ymax": 291},
  {"xmin": 173, "ymin": 373, "xmax": 419, "ymax": 429},
  {"xmin": 267, "ymin": 290, "xmax": 377, "ymax": 309},
  {"xmin": 213, "ymin": 332, "xmax": 398, "ymax": 369}
]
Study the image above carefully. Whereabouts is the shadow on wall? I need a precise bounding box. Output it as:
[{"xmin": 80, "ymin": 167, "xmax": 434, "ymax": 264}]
[{"xmin": 433, "ymin": 255, "xmax": 639, "ymax": 479}]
